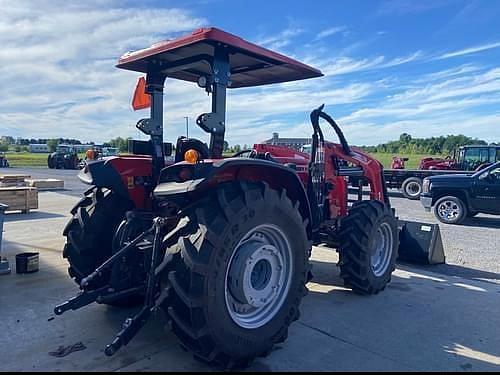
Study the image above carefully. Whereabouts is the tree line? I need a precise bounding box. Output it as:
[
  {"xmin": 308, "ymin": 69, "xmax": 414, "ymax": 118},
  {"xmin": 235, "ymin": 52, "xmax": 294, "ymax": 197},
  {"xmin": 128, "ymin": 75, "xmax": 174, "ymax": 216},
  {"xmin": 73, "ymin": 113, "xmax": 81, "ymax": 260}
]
[
  {"xmin": 1, "ymin": 132, "xmax": 493, "ymax": 157},
  {"xmin": 0, "ymin": 137, "xmax": 83, "ymax": 146},
  {"xmin": 360, "ymin": 133, "xmax": 491, "ymax": 155}
]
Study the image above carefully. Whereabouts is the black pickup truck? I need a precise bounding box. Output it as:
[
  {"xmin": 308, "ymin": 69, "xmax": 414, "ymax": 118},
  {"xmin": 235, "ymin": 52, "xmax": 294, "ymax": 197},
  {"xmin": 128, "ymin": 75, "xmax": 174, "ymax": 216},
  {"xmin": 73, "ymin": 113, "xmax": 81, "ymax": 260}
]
[
  {"xmin": 420, "ymin": 161, "xmax": 500, "ymax": 224},
  {"xmin": 384, "ymin": 144, "xmax": 500, "ymax": 200}
]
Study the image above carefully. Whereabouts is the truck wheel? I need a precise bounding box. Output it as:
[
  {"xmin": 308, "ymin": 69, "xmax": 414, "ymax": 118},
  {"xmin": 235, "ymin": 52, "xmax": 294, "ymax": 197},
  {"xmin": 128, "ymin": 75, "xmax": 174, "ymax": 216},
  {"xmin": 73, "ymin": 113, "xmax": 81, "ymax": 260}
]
[
  {"xmin": 162, "ymin": 182, "xmax": 311, "ymax": 369},
  {"xmin": 47, "ymin": 154, "xmax": 55, "ymax": 169},
  {"xmin": 434, "ymin": 196, "xmax": 466, "ymax": 224},
  {"xmin": 401, "ymin": 177, "xmax": 422, "ymax": 200},
  {"xmin": 337, "ymin": 200, "xmax": 398, "ymax": 295},
  {"xmin": 62, "ymin": 187, "xmax": 137, "ymax": 306}
]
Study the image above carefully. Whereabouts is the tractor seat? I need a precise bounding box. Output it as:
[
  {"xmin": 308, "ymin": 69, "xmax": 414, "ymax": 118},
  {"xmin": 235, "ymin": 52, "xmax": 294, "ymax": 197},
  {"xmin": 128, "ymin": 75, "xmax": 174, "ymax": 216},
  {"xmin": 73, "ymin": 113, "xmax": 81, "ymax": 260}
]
[{"xmin": 175, "ymin": 136, "xmax": 210, "ymax": 162}]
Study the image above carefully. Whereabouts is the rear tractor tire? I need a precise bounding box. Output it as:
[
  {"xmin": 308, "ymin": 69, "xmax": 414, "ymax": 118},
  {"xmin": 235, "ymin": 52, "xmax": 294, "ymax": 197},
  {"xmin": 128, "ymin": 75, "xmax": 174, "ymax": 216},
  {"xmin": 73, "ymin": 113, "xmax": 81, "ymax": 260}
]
[
  {"xmin": 62, "ymin": 187, "xmax": 139, "ymax": 306},
  {"xmin": 162, "ymin": 182, "xmax": 311, "ymax": 369},
  {"xmin": 338, "ymin": 200, "xmax": 399, "ymax": 295}
]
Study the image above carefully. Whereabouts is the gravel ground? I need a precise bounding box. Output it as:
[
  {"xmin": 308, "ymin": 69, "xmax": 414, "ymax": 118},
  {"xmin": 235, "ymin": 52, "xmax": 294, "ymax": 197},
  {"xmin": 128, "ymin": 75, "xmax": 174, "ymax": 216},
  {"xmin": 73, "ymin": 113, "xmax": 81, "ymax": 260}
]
[
  {"xmin": 4, "ymin": 166, "xmax": 499, "ymax": 284},
  {"xmin": 388, "ymin": 189, "xmax": 500, "ymax": 284}
]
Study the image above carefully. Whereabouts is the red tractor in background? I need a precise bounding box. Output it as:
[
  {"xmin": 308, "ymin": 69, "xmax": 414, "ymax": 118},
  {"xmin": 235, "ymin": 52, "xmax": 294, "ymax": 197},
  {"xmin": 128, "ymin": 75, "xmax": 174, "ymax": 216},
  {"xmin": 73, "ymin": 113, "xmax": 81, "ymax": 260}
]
[
  {"xmin": 55, "ymin": 28, "xmax": 398, "ymax": 368},
  {"xmin": 390, "ymin": 156, "xmax": 408, "ymax": 169},
  {"xmin": 419, "ymin": 144, "xmax": 500, "ymax": 171},
  {"xmin": 385, "ymin": 145, "xmax": 500, "ymax": 199}
]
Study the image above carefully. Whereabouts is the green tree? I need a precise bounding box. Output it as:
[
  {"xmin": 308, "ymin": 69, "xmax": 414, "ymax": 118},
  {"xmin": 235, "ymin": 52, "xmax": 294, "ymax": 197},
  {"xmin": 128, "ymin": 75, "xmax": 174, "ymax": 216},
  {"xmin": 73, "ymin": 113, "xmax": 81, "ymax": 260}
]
[
  {"xmin": 361, "ymin": 133, "xmax": 488, "ymax": 155},
  {"xmin": 47, "ymin": 139, "xmax": 59, "ymax": 152},
  {"xmin": 108, "ymin": 137, "xmax": 132, "ymax": 152},
  {"xmin": 399, "ymin": 133, "xmax": 412, "ymax": 144}
]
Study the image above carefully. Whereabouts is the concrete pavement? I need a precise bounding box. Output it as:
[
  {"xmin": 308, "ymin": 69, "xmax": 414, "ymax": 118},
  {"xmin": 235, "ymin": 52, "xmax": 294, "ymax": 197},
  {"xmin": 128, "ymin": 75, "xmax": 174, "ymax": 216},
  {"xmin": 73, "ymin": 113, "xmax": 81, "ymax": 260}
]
[{"xmin": 0, "ymin": 191, "xmax": 499, "ymax": 371}]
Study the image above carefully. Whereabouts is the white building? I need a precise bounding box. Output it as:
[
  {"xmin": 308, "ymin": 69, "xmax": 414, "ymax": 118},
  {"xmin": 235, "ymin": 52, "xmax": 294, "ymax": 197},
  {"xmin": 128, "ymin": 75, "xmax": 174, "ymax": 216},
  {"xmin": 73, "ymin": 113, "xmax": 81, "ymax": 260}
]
[{"xmin": 29, "ymin": 144, "xmax": 49, "ymax": 153}]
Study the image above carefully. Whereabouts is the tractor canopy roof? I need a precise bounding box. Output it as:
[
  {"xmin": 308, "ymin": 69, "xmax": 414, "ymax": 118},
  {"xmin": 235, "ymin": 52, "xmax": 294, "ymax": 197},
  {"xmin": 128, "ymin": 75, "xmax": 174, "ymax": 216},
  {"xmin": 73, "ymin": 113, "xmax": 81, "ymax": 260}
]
[{"xmin": 116, "ymin": 27, "xmax": 323, "ymax": 88}]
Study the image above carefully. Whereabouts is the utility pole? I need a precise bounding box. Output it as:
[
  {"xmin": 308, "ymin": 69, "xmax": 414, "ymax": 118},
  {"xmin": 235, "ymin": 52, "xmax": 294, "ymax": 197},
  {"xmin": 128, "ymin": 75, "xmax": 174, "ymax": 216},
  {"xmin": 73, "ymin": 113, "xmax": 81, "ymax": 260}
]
[{"xmin": 184, "ymin": 116, "xmax": 189, "ymax": 138}]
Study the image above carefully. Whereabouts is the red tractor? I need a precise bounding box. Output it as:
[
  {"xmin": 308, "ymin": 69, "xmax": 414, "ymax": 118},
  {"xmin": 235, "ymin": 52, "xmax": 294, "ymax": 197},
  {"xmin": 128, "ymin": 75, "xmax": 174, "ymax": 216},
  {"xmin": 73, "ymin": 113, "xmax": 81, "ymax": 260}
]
[
  {"xmin": 419, "ymin": 145, "xmax": 500, "ymax": 171},
  {"xmin": 55, "ymin": 28, "xmax": 398, "ymax": 368},
  {"xmin": 390, "ymin": 156, "xmax": 408, "ymax": 169}
]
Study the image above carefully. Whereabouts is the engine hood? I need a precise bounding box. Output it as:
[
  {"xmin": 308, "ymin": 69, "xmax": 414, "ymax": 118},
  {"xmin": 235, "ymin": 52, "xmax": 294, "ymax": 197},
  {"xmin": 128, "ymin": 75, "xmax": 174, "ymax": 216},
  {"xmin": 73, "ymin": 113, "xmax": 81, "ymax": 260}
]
[{"xmin": 426, "ymin": 174, "xmax": 473, "ymax": 186}]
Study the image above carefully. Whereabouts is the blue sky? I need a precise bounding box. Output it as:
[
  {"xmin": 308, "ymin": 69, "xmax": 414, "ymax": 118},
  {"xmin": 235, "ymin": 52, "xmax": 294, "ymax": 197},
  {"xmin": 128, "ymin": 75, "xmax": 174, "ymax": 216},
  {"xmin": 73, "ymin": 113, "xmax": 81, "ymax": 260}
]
[{"xmin": 1, "ymin": 0, "xmax": 500, "ymax": 146}]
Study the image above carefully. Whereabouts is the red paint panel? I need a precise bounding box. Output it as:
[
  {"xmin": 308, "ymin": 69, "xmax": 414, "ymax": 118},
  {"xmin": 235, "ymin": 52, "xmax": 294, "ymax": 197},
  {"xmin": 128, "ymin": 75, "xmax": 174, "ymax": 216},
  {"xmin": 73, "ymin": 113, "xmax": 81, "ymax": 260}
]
[{"xmin": 107, "ymin": 156, "xmax": 152, "ymax": 209}]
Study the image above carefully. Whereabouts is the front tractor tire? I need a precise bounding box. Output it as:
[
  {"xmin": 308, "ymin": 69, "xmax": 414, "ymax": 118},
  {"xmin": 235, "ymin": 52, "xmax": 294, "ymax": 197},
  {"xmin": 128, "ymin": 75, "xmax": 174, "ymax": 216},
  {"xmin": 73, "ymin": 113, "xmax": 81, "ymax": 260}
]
[
  {"xmin": 47, "ymin": 154, "xmax": 55, "ymax": 169},
  {"xmin": 338, "ymin": 200, "xmax": 398, "ymax": 295},
  {"xmin": 62, "ymin": 187, "xmax": 135, "ymax": 304},
  {"xmin": 163, "ymin": 182, "xmax": 311, "ymax": 369}
]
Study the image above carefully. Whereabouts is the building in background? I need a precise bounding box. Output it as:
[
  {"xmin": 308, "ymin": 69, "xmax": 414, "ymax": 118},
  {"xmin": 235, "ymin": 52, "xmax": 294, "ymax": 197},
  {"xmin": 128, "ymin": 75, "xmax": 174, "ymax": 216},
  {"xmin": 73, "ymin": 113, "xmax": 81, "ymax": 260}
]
[
  {"xmin": 73, "ymin": 144, "xmax": 99, "ymax": 153},
  {"xmin": 29, "ymin": 144, "xmax": 49, "ymax": 153},
  {"xmin": 28, "ymin": 143, "xmax": 98, "ymax": 153},
  {"xmin": 1, "ymin": 136, "xmax": 15, "ymax": 145},
  {"xmin": 262, "ymin": 132, "xmax": 311, "ymax": 150}
]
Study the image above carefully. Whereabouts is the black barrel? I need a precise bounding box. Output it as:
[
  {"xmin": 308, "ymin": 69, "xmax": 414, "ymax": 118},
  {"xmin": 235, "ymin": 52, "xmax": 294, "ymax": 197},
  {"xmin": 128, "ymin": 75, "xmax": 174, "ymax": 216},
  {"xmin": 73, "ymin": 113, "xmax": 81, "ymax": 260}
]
[{"xmin": 15, "ymin": 252, "xmax": 39, "ymax": 274}]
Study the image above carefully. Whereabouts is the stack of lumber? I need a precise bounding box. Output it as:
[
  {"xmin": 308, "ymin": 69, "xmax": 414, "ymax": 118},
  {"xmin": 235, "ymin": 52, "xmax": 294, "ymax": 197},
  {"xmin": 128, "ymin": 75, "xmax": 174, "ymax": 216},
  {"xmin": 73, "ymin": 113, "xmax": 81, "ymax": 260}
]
[
  {"xmin": 25, "ymin": 178, "xmax": 64, "ymax": 190},
  {"xmin": 0, "ymin": 187, "xmax": 38, "ymax": 213},
  {"xmin": 0, "ymin": 174, "xmax": 30, "ymax": 188}
]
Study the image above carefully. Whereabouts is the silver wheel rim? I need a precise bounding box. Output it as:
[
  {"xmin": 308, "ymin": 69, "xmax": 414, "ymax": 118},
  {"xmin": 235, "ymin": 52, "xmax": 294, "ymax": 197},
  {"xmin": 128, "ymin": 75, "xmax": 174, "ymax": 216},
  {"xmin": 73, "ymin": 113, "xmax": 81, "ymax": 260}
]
[
  {"xmin": 405, "ymin": 181, "xmax": 421, "ymax": 197},
  {"xmin": 370, "ymin": 222, "xmax": 393, "ymax": 277},
  {"xmin": 437, "ymin": 200, "xmax": 461, "ymax": 221},
  {"xmin": 225, "ymin": 224, "xmax": 293, "ymax": 329}
]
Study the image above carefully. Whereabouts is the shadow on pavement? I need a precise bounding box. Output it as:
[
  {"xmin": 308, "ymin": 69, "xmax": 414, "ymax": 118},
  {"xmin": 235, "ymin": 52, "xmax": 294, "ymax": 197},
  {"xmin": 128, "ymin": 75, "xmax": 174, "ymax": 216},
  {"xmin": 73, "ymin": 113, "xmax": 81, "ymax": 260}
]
[
  {"xmin": 3, "ymin": 211, "xmax": 66, "ymax": 222},
  {"xmin": 459, "ymin": 216, "xmax": 500, "ymax": 229},
  {"xmin": 302, "ymin": 258, "xmax": 500, "ymax": 372}
]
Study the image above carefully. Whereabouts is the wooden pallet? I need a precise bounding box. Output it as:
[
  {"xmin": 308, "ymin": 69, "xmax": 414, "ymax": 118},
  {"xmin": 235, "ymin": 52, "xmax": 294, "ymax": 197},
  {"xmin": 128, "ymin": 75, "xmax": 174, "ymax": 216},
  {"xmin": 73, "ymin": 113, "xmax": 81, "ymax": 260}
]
[
  {"xmin": 25, "ymin": 178, "xmax": 64, "ymax": 190},
  {"xmin": 0, "ymin": 174, "xmax": 30, "ymax": 188},
  {"xmin": 0, "ymin": 187, "xmax": 38, "ymax": 213}
]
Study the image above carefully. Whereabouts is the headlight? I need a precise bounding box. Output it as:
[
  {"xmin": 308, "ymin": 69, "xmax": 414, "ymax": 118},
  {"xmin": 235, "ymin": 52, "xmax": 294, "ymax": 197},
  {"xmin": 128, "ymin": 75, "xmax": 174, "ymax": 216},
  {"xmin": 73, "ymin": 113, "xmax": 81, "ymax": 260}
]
[{"xmin": 422, "ymin": 178, "xmax": 431, "ymax": 193}]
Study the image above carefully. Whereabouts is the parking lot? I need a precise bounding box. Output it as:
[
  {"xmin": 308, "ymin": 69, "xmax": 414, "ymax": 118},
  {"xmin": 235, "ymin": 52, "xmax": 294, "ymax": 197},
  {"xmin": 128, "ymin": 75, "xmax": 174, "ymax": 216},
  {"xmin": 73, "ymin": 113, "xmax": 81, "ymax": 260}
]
[
  {"xmin": 7, "ymin": 167, "xmax": 499, "ymax": 281},
  {"xmin": 1, "ymin": 167, "xmax": 499, "ymax": 371}
]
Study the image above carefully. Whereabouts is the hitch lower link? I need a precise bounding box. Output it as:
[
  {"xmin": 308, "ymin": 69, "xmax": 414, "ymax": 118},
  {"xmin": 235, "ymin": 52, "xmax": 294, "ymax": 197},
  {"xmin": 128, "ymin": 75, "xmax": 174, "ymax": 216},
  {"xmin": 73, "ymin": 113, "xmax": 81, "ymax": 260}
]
[{"xmin": 54, "ymin": 217, "xmax": 172, "ymax": 357}]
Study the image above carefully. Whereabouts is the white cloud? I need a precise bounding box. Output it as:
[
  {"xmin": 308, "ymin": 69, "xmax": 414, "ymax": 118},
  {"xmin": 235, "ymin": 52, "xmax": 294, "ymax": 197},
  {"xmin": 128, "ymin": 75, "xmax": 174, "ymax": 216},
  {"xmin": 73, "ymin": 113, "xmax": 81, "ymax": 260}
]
[
  {"xmin": 0, "ymin": 1, "xmax": 499, "ymax": 149},
  {"xmin": 314, "ymin": 26, "xmax": 346, "ymax": 41},
  {"xmin": 310, "ymin": 51, "xmax": 422, "ymax": 76},
  {"xmin": 438, "ymin": 41, "xmax": 500, "ymax": 60},
  {"xmin": 342, "ymin": 113, "xmax": 500, "ymax": 146},
  {"xmin": 256, "ymin": 27, "xmax": 304, "ymax": 51},
  {"xmin": 0, "ymin": 1, "xmax": 206, "ymax": 143},
  {"xmin": 335, "ymin": 67, "xmax": 500, "ymax": 145}
]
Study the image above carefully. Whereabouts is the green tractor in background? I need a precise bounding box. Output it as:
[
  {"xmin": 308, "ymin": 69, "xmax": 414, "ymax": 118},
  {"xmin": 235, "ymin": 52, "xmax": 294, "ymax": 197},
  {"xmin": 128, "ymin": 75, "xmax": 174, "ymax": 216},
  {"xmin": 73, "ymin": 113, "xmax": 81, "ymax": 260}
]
[{"xmin": 47, "ymin": 144, "xmax": 80, "ymax": 170}]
